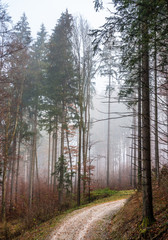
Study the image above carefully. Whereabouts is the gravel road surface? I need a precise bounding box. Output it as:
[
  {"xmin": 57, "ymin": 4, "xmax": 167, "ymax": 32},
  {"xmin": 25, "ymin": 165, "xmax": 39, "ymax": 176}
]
[{"xmin": 49, "ymin": 199, "xmax": 126, "ymax": 240}]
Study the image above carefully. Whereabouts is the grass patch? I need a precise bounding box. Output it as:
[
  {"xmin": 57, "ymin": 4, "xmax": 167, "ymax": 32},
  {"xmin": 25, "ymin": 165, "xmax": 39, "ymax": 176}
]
[
  {"xmin": 87, "ymin": 189, "xmax": 134, "ymax": 205},
  {"xmin": 90, "ymin": 188, "xmax": 118, "ymax": 200}
]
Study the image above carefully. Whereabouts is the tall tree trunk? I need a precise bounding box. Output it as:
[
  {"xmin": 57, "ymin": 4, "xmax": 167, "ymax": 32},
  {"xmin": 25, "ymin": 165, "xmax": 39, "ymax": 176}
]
[
  {"xmin": 133, "ymin": 108, "xmax": 137, "ymax": 189},
  {"xmin": 28, "ymin": 109, "xmax": 37, "ymax": 208},
  {"xmin": 167, "ymin": 94, "xmax": 168, "ymax": 158},
  {"xmin": 10, "ymin": 136, "xmax": 17, "ymax": 209},
  {"xmin": 86, "ymin": 84, "xmax": 91, "ymax": 190},
  {"xmin": 82, "ymin": 101, "xmax": 87, "ymax": 194},
  {"xmin": 130, "ymin": 124, "xmax": 134, "ymax": 186},
  {"xmin": 66, "ymin": 130, "xmax": 73, "ymax": 193},
  {"xmin": 138, "ymin": 44, "xmax": 142, "ymax": 190},
  {"xmin": 58, "ymin": 103, "xmax": 65, "ymax": 206},
  {"xmin": 74, "ymin": 152, "xmax": 78, "ymax": 194},
  {"xmin": 35, "ymin": 150, "xmax": 40, "ymax": 201},
  {"xmin": 82, "ymin": 122, "xmax": 86, "ymax": 194},
  {"xmin": 51, "ymin": 132, "xmax": 55, "ymax": 186},
  {"xmin": 35, "ymin": 152, "xmax": 39, "ymax": 182},
  {"xmin": 118, "ymin": 147, "xmax": 121, "ymax": 187},
  {"xmin": 2, "ymin": 133, "xmax": 8, "ymax": 223},
  {"xmin": 15, "ymin": 126, "xmax": 22, "ymax": 204},
  {"xmin": 83, "ymin": 76, "xmax": 91, "ymax": 194},
  {"xmin": 77, "ymin": 99, "xmax": 82, "ymax": 206},
  {"xmin": 141, "ymin": 15, "xmax": 154, "ymax": 225},
  {"xmin": 154, "ymin": 29, "xmax": 159, "ymax": 182},
  {"xmin": 48, "ymin": 131, "xmax": 51, "ymax": 187},
  {"xmin": 6, "ymin": 155, "xmax": 12, "ymax": 203},
  {"xmin": 53, "ymin": 120, "xmax": 58, "ymax": 193},
  {"xmin": 107, "ymin": 73, "xmax": 111, "ymax": 187},
  {"xmin": 138, "ymin": 65, "xmax": 142, "ymax": 190},
  {"xmin": 88, "ymin": 137, "xmax": 91, "ymax": 203}
]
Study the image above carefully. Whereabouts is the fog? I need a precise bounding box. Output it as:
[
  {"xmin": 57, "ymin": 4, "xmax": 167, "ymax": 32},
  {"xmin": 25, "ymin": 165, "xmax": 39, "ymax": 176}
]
[{"xmin": 32, "ymin": 75, "xmax": 132, "ymax": 190}]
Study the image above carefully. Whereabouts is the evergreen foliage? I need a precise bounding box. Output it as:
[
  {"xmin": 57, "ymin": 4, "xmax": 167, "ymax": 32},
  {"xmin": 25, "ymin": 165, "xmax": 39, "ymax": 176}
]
[{"xmin": 53, "ymin": 155, "xmax": 74, "ymax": 194}]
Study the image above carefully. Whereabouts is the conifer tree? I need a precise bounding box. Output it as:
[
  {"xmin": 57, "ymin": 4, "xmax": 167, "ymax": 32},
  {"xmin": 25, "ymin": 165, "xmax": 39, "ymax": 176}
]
[
  {"xmin": 46, "ymin": 10, "xmax": 77, "ymax": 205},
  {"xmin": 25, "ymin": 24, "xmax": 47, "ymax": 207}
]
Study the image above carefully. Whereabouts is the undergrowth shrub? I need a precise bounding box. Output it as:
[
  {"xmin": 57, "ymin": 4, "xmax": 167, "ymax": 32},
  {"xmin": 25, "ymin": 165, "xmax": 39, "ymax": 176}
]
[
  {"xmin": 23, "ymin": 182, "xmax": 59, "ymax": 228},
  {"xmin": 2, "ymin": 179, "xmax": 59, "ymax": 229}
]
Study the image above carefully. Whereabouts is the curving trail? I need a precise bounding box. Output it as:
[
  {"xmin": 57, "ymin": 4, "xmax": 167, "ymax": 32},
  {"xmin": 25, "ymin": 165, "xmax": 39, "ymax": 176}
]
[{"xmin": 48, "ymin": 199, "xmax": 126, "ymax": 240}]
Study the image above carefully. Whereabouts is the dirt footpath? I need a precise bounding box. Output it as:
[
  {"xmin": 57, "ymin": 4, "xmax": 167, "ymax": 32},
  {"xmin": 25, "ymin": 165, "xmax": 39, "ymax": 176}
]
[{"xmin": 48, "ymin": 199, "xmax": 126, "ymax": 240}]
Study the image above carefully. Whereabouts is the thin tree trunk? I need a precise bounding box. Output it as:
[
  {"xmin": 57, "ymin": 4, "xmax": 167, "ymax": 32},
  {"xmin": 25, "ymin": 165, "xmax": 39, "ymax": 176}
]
[
  {"xmin": 118, "ymin": 148, "xmax": 121, "ymax": 187},
  {"xmin": 82, "ymin": 103, "xmax": 88, "ymax": 194},
  {"xmin": 58, "ymin": 103, "xmax": 65, "ymax": 206},
  {"xmin": 28, "ymin": 109, "xmax": 37, "ymax": 208},
  {"xmin": 77, "ymin": 123, "xmax": 82, "ymax": 206},
  {"xmin": 138, "ymin": 65, "xmax": 142, "ymax": 190},
  {"xmin": 130, "ymin": 127, "xmax": 134, "ymax": 186},
  {"xmin": 83, "ymin": 77, "xmax": 91, "ymax": 194},
  {"xmin": 51, "ymin": 132, "xmax": 55, "ymax": 186},
  {"xmin": 74, "ymin": 152, "xmax": 78, "ymax": 194},
  {"xmin": 137, "ymin": 36, "xmax": 142, "ymax": 190},
  {"xmin": 88, "ymin": 137, "xmax": 91, "ymax": 203},
  {"xmin": 66, "ymin": 130, "xmax": 73, "ymax": 193},
  {"xmin": 107, "ymin": 73, "xmax": 111, "ymax": 187},
  {"xmin": 48, "ymin": 131, "xmax": 51, "ymax": 187},
  {"xmin": 154, "ymin": 29, "xmax": 159, "ymax": 182},
  {"xmin": 35, "ymin": 151, "xmax": 39, "ymax": 183},
  {"xmin": 53, "ymin": 120, "xmax": 58, "ymax": 193},
  {"xmin": 6, "ymin": 156, "xmax": 12, "ymax": 203},
  {"xmin": 82, "ymin": 122, "xmax": 86, "ymax": 194},
  {"xmin": 133, "ymin": 108, "xmax": 137, "ymax": 189},
  {"xmin": 2, "ymin": 133, "xmax": 8, "ymax": 223},
  {"xmin": 77, "ymin": 103, "xmax": 82, "ymax": 206},
  {"xmin": 15, "ymin": 128, "xmax": 21, "ymax": 204},
  {"xmin": 167, "ymin": 94, "xmax": 168, "ymax": 158},
  {"xmin": 35, "ymin": 150, "xmax": 40, "ymax": 201},
  {"xmin": 10, "ymin": 136, "xmax": 17, "ymax": 209},
  {"xmin": 28, "ymin": 137, "xmax": 34, "ymax": 208}
]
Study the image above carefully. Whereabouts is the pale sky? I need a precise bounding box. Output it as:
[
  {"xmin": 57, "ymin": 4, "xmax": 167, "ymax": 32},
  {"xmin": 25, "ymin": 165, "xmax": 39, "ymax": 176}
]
[{"xmin": 4, "ymin": 0, "xmax": 110, "ymax": 38}]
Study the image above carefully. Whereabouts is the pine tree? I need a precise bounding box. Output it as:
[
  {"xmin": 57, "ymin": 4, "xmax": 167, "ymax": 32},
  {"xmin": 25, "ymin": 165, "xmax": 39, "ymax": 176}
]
[
  {"xmin": 24, "ymin": 24, "xmax": 48, "ymax": 208},
  {"xmin": 46, "ymin": 10, "xmax": 77, "ymax": 205}
]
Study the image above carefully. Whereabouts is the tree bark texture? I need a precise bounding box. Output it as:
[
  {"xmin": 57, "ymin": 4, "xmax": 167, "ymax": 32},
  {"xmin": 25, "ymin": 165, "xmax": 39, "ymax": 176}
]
[{"xmin": 141, "ymin": 17, "xmax": 154, "ymax": 224}]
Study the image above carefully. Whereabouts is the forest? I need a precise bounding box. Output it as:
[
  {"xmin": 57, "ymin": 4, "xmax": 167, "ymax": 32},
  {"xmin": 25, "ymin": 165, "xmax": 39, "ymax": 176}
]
[{"xmin": 0, "ymin": 0, "xmax": 168, "ymax": 239}]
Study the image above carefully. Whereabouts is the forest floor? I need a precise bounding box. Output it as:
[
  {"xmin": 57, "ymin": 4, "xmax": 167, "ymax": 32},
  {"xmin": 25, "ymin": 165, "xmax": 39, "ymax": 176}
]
[{"xmin": 108, "ymin": 181, "xmax": 168, "ymax": 239}]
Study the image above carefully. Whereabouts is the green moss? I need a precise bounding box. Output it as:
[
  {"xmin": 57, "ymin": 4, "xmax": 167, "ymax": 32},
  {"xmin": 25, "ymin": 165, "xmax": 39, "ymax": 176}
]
[
  {"xmin": 142, "ymin": 217, "xmax": 150, "ymax": 228},
  {"xmin": 139, "ymin": 216, "xmax": 154, "ymax": 237}
]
